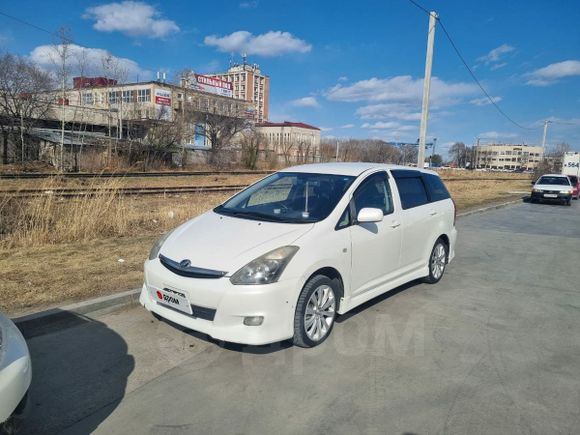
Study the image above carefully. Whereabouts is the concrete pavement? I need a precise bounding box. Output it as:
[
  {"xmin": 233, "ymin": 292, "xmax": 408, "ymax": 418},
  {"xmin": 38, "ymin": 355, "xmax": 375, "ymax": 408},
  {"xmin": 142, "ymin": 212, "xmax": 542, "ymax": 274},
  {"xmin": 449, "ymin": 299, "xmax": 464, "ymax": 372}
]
[{"xmin": 20, "ymin": 199, "xmax": 580, "ymax": 434}]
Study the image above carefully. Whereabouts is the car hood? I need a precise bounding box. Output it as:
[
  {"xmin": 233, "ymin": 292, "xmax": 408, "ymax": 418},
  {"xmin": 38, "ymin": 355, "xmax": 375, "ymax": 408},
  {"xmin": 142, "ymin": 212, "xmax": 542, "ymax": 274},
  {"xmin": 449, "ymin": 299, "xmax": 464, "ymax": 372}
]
[
  {"xmin": 159, "ymin": 211, "xmax": 314, "ymax": 273},
  {"xmin": 534, "ymin": 184, "xmax": 571, "ymax": 192}
]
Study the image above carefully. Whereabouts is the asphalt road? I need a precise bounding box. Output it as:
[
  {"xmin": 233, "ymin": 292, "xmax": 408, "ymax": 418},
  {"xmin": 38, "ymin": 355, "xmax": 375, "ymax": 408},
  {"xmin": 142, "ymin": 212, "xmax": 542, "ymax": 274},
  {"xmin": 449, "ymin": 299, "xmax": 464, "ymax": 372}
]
[{"xmin": 20, "ymin": 199, "xmax": 580, "ymax": 435}]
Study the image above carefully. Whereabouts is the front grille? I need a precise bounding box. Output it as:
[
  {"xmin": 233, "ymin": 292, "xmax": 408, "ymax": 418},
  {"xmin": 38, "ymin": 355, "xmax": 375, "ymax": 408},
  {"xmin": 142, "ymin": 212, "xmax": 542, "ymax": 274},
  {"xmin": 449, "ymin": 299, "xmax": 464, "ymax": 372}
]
[
  {"xmin": 159, "ymin": 254, "xmax": 227, "ymax": 279},
  {"xmin": 159, "ymin": 301, "xmax": 216, "ymax": 321}
]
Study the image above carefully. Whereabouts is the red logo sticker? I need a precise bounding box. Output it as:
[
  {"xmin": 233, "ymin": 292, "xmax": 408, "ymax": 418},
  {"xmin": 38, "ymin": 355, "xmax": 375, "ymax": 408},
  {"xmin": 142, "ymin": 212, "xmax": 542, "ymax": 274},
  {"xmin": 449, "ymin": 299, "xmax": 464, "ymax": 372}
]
[{"xmin": 156, "ymin": 291, "xmax": 163, "ymax": 300}]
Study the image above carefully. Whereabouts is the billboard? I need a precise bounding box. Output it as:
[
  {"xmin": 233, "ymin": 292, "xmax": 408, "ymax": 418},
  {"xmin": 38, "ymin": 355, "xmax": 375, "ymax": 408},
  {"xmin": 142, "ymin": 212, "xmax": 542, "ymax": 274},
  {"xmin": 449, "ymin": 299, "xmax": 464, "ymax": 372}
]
[
  {"xmin": 189, "ymin": 73, "xmax": 233, "ymax": 98},
  {"xmin": 154, "ymin": 88, "xmax": 172, "ymax": 106},
  {"xmin": 154, "ymin": 88, "xmax": 172, "ymax": 120}
]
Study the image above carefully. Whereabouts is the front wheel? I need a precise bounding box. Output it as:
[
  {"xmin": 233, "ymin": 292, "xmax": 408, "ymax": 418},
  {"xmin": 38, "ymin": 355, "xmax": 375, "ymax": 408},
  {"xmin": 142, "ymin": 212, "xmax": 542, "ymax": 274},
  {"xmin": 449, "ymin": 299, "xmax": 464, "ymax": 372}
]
[
  {"xmin": 424, "ymin": 239, "xmax": 448, "ymax": 284},
  {"xmin": 293, "ymin": 275, "xmax": 338, "ymax": 348}
]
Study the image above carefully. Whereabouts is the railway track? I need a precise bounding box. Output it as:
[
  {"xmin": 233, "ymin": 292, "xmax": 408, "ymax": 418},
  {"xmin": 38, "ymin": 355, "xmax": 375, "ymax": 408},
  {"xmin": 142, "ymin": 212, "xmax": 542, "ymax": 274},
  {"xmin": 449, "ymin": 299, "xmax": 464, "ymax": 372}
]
[
  {"xmin": 0, "ymin": 170, "xmax": 273, "ymax": 180},
  {"xmin": 1, "ymin": 184, "xmax": 248, "ymax": 199}
]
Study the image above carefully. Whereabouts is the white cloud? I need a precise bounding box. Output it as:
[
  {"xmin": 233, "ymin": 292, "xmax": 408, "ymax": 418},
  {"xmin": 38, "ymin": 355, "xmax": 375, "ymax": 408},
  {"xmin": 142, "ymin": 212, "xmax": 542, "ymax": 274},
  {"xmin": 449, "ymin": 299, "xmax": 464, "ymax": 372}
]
[
  {"xmin": 477, "ymin": 44, "xmax": 515, "ymax": 64},
  {"xmin": 29, "ymin": 44, "xmax": 150, "ymax": 81},
  {"xmin": 469, "ymin": 96, "xmax": 503, "ymax": 106},
  {"xmin": 478, "ymin": 131, "xmax": 519, "ymax": 140},
  {"xmin": 526, "ymin": 60, "xmax": 580, "ymax": 86},
  {"xmin": 319, "ymin": 127, "xmax": 333, "ymax": 132},
  {"xmin": 204, "ymin": 31, "xmax": 311, "ymax": 57},
  {"xmin": 337, "ymin": 76, "xmax": 348, "ymax": 82},
  {"xmin": 355, "ymin": 103, "xmax": 422, "ymax": 121},
  {"xmin": 290, "ymin": 96, "xmax": 319, "ymax": 107},
  {"xmin": 361, "ymin": 121, "xmax": 401, "ymax": 129},
  {"xmin": 339, "ymin": 123, "xmax": 354, "ymax": 129},
  {"xmin": 83, "ymin": 1, "xmax": 179, "ymax": 39},
  {"xmin": 326, "ymin": 75, "xmax": 477, "ymax": 106},
  {"xmin": 239, "ymin": 1, "xmax": 259, "ymax": 8},
  {"xmin": 490, "ymin": 62, "xmax": 507, "ymax": 71}
]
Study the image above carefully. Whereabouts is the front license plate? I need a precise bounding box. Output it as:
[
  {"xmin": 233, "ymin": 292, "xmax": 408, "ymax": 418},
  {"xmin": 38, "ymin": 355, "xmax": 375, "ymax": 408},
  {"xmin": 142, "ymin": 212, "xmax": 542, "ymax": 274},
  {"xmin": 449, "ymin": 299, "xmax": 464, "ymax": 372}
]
[
  {"xmin": 153, "ymin": 287, "xmax": 192, "ymax": 315},
  {"xmin": 544, "ymin": 193, "xmax": 558, "ymax": 198}
]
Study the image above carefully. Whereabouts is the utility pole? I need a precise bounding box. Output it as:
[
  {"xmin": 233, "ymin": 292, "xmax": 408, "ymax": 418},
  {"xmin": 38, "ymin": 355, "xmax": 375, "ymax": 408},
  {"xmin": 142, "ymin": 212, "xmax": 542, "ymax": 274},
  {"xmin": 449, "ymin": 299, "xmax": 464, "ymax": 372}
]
[
  {"xmin": 541, "ymin": 120, "xmax": 551, "ymax": 153},
  {"xmin": 335, "ymin": 140, "xmax": 340, "ymax": 162},
  {"xmin": 417, "ymin": 10, "xmax": 438, "ymax": 168}
]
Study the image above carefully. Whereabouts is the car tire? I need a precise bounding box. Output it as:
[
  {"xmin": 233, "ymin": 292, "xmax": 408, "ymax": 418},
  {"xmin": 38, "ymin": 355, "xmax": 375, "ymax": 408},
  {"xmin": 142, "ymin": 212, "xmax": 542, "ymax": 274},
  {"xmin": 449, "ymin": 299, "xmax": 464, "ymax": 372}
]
[
  {"xmin": 424, "ymin": 239, "xmax": 448, "ymax": 284},
  {"xmin": 293, "ymin": 275, "xmax": 338, "ymax": 348},
  {"xmin": 530, "ymin": 197, "xmax": 537, "ymax": 204}
]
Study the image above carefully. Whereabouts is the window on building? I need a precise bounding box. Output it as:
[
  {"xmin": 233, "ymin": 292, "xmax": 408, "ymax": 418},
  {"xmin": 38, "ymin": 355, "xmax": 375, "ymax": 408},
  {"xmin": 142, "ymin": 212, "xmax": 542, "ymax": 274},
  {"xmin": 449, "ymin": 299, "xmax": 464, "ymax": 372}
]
[
  {"xmin": 108, "ymin": 91, "xmax": 121, "ymax": 104},
  {"xmin": 137, "ymin": 88, "xmax": 151, "ymax": 103},
  {"xmin": 82, "ymin": 92, "xmax": 94, "ymax": 105},
  {"xmin": 122, "ymin": 90, "xmax": 135, "ymax": 103}
]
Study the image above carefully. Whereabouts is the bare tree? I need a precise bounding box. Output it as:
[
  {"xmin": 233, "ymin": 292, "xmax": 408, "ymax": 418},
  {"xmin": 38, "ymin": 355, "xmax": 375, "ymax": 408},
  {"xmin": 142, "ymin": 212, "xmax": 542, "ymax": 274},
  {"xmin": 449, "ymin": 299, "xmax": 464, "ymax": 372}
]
[
  {"xmin": 0, "ymin": 53, "xmax": 53, "ymax": 164},
  {"xmin": 50, "ymin": 27, "xmax": 73, "ymax": 171},
  {"xmin": 189, "ymin": 111, "xmax": 250, "ymax": 165},
  {"xmin": 240, "ymin": 128, "xmax": 264, "ymax": 169}
]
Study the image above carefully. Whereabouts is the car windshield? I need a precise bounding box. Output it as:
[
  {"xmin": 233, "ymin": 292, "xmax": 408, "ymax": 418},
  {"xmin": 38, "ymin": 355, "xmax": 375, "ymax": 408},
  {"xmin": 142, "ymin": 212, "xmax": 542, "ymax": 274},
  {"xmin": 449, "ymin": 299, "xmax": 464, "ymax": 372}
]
[
  {"xmin": 569, "ymin": 176, "xmax": 578, "ymax": 184},
  {"xmin": 537, "ymin": 176, "xmax": 570, "ymax": 186},
  {"xmin": 214, "ymin": 172, "xmax": 356, "ymax": 223}
]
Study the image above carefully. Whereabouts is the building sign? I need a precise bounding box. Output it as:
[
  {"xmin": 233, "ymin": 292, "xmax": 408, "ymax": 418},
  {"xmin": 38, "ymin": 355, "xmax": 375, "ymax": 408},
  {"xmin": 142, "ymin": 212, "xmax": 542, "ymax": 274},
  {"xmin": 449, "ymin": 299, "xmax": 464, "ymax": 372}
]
[
  {"xmin": 154, "ymin": 88, "xmax": 172, "ymax": 120},
  {"xmin": 189, "ymin": 73, "xmax": 233, "ymax": 98},
  {"xmin": 154, "ymin": 89, "xmax": 172, "ymax": 106}
]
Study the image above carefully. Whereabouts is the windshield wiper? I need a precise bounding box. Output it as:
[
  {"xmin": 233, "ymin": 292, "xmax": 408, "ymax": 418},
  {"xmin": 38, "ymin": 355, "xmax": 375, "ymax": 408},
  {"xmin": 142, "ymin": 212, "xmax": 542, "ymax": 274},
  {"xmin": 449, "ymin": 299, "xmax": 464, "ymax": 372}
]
[{"xmin": 216, "ymin": 209, "xmax": 285, "ymax": 222}]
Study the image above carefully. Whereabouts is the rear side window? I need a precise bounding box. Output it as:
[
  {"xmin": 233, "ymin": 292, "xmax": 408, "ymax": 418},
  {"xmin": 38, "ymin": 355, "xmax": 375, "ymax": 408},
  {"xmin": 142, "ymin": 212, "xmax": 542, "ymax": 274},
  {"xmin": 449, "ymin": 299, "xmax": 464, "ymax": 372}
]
[
  {"xmin": 422, "ymin": 173, "xmax": 451, "ymax": 202},
  {"xmin": 394, "ymin": 177, "xmax": 429, "ymax": 210}
]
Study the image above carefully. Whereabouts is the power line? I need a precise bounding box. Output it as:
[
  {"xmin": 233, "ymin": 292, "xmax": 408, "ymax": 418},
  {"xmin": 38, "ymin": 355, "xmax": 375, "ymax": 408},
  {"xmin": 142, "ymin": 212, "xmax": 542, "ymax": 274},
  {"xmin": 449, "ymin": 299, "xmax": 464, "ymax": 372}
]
[{"xmin": 405, "ymin": 0, "xmax": 538, "ymax": 131}]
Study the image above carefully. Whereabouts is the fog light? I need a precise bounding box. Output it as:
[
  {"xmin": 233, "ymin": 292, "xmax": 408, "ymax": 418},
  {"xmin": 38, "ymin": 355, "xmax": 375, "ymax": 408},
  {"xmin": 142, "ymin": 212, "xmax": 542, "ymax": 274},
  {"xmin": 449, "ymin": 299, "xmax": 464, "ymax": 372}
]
[{"xmin": 243, "ymin": 316, "xmax": 264, "ymax": 326}]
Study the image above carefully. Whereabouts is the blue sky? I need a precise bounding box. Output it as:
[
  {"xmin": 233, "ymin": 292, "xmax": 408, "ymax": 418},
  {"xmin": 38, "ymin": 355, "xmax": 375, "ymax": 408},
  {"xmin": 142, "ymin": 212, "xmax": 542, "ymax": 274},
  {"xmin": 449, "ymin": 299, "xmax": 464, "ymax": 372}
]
[{"xmin": 1, "ymin": 0, "xmax": 579, "ymax": 155}]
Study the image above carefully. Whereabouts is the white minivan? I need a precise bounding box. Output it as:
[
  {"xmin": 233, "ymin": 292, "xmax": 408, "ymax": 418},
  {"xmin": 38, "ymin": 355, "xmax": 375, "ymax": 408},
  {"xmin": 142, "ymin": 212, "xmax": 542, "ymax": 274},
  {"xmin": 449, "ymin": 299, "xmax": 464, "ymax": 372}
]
[{"xmin": 141, "ymin": 163, "xmax": 457, "ymax": 347}]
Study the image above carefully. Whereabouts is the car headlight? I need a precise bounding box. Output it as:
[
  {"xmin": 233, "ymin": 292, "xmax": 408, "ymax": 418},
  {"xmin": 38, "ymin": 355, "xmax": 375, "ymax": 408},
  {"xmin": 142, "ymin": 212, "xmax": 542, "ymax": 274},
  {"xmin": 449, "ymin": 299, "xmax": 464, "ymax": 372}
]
[
  {"xmin": 230, "ymin": 246, "xmax": 299, "ymax": 285},
  {"xmin": 148, "ymin": 230, "xmax": 174, "ymax": 261},
  {"xmin": 532, "ymin": 188, "xmax": 542, "ymax": 193}
]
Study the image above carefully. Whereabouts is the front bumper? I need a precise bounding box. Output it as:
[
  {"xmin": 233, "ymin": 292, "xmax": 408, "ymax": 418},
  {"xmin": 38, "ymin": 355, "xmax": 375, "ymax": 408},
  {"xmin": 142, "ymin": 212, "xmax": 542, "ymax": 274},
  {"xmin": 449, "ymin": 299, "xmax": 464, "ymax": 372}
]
[
  {"xmin": 141, "ymin": 259, "xmax": 299, "ymax": 346},
  {"xmin": 0, "ymin": 316, "xmax": 32, "ymax": 424},
  {"xmin": 531, "ymin": 191, "xmax": 572, "ymax": 202}
]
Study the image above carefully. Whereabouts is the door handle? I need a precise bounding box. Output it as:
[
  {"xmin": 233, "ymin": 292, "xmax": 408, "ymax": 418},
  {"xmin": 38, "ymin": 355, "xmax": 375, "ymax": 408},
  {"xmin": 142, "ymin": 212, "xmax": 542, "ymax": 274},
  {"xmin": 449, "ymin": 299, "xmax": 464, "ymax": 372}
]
[
  {"xmin": 429, "ymin": 210, "xmax": 437, "ymax": 216},
  {"xmin": 390, "ymin": 221, "xmax": 401, "ymax": 228}
]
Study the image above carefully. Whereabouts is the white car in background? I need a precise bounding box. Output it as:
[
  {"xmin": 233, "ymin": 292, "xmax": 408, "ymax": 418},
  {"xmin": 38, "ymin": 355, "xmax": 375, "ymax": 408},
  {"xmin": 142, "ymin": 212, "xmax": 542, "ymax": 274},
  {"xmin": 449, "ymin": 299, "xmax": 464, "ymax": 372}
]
[
  {"xmin": 0, "ymin": 313, "xmax": 31, "ymax": 434},
  {"xmin": 141, "ymin": 163, "xmax": 457, "ymax": 347},
  {"xmin": 531, "ymin": 174, "xmax": 573, "ymax": 206}
]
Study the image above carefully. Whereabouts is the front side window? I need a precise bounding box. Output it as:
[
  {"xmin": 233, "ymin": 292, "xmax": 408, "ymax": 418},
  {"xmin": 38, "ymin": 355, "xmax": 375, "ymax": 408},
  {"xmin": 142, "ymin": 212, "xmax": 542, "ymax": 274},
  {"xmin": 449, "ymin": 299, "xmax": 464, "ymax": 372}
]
[
  {"xmin": 353, "ymin": 172, "xmax": 393, "ymax": 216},
  {"xmin": 215, "ymin": 172, "xmax": 355, "ymax": 223}
]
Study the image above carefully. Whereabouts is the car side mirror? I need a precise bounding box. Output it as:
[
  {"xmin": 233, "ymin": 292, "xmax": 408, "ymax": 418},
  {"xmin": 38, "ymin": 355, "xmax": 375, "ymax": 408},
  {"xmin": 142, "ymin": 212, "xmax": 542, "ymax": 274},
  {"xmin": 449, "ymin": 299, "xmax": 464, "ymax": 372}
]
[{"xmin": 357, "ymin": 208, "xmax": 383, "ymax": 224}]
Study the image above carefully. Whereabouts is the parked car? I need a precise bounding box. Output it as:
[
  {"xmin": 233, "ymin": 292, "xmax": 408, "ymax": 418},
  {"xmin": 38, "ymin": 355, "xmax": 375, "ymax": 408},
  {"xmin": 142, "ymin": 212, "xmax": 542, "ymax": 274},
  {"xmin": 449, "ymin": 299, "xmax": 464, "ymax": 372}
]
[
  {"xmin": 567, "ymin": 175, "xmax": 579, "ymax": 200},
  {"xmin": 141, "ymin": 163, "xmax": 458, "ymax": 347},
  {"xmin": 0, "ymin": 312, "xmax": 31, "ymax": 434},
  {"xmin": 531, "ymin": 174, "xmax": 574, "ymax": 205}
]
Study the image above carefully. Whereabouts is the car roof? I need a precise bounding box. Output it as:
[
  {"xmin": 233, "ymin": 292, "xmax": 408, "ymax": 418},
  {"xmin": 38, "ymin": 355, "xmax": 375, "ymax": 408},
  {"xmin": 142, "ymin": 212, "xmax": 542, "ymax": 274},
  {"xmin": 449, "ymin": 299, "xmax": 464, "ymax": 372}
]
[
  {"xmin": 538, "ymin": 174, "xmax": 570, "ymax": 178},
  {"xmin": 280, "ymin": 162, "xmax": 438, "ymax": 177}
]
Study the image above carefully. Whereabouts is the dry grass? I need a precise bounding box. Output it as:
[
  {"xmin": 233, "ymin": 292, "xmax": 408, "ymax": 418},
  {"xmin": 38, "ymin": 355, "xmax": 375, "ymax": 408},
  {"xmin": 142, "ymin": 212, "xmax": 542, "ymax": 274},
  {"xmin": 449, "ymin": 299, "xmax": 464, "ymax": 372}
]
[
  {"xmin": 0, "ymin": 173, "xmax": 266, "ymax": 190},
  {"xmin": 0, "ymin": 172, "xmax": 531, "ymax": 315}
]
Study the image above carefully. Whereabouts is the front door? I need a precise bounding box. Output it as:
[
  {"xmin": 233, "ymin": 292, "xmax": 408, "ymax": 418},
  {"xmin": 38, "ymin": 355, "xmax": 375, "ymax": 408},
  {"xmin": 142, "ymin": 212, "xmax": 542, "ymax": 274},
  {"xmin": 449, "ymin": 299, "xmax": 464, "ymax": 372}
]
[{"xmin": 349, "ymin": 172, "xmax": 402, "ymax": 297}]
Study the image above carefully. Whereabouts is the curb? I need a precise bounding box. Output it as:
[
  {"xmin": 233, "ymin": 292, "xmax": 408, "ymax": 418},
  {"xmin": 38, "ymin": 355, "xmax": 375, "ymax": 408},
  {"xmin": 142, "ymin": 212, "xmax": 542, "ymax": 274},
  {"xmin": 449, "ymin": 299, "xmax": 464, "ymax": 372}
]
[
  {"xmin": 13, "ymin": 197, "xmax": 524, "ymax": 338},
  {"xmin": 13, "ymin": 288, "xmax": 141, "ymax": 339},
  {"xmin": 458, "ymin": 198, "xmax": 522, "ymax": 218}
]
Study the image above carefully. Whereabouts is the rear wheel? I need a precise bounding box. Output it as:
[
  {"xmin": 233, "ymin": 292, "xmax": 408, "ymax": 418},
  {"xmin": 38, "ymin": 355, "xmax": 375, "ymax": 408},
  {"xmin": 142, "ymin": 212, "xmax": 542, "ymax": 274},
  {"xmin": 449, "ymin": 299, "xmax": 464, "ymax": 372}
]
[
  {"xmin": 293, "ymin": 275, "xmax": 338, "ymax": 348},
  {"xmin": 424, "ymin": 239, "xmax": 448, "ymax": 284}
]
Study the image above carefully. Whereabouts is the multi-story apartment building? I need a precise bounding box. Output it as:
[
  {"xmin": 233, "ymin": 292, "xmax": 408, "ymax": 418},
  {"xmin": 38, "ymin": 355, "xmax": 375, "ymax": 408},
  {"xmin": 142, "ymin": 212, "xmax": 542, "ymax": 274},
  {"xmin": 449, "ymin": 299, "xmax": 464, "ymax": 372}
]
[
  {"xmin": 256, "ymin": 121, "xmax": 320, "ymax": 163},
  {"xmin": 211, "ymin": 58, "xmax": 269, "ymax": 123},
  {"xmin": 474, "ymin": 144, "xmax": 544, "ymax": 170}
]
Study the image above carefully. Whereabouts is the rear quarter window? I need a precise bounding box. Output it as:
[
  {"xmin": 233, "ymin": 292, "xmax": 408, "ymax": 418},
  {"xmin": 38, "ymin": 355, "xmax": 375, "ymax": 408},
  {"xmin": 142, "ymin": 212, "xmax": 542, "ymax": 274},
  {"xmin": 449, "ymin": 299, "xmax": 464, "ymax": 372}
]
[
  {"xmin": 422, "ymin": 173, "xmax": 451, "ymax": 202},
  {"xmin": 394, "ymin": 176, "xmax": 429, "ymax": 210}
]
